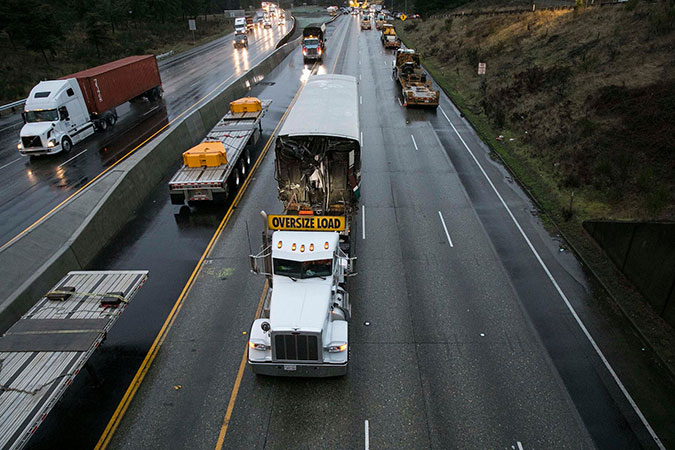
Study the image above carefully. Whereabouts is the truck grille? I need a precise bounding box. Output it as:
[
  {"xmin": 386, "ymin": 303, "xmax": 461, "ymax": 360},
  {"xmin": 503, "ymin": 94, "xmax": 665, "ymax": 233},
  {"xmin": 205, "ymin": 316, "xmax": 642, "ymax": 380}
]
[
  {"xmin": 22, "ymin": 136, "xmax": 42, "ymax": 148},
  {"xmin": 306, "ymin": 48, "xmax": 317, "ymax": 56},
  {"xmin": 274, "ymin": 334, "xmax": 319, "ymax": 361}
]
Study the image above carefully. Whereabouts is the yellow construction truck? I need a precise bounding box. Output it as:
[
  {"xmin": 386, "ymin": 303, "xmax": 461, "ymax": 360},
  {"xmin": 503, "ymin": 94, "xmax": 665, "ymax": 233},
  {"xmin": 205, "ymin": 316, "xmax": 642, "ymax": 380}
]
[
  {"xmin": 392, "ymin": 48, "xmax": 440, "ymax": 108},
  {"xmin": 380, "ymin": 24, "xmax": 401, "ymax": 49}
]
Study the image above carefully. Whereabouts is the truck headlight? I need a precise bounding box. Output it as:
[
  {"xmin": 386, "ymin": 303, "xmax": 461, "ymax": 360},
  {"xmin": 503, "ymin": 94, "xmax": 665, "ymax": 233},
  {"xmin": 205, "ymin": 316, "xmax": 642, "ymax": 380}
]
[
  {"xmin": 17, "ymin": 142, "xmax": 23, "ymax": 150},
  {"xmin": 327, "ymin": 343, "xmax": 347, "ymax": 353},
  {"xmin": 248, "ymin": 341, "xmax": 268, "ymax": 351},
  {"xmin": 47, "ymin": 139, "xmax": 56, "ymax": 148}
]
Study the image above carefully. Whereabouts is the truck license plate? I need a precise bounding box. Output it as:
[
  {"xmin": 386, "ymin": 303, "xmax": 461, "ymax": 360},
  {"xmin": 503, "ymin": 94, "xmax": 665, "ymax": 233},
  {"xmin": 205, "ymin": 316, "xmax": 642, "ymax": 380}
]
[{"xmin": 283, "ymin": 364, "xmax": 297, "ymax": 371}]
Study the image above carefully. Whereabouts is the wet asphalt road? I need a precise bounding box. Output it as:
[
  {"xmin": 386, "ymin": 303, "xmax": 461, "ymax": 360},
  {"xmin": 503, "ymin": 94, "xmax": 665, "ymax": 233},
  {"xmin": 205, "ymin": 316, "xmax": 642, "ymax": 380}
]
[
  {"xmin": 20, "ymin": 13, "xmax": 675, "ymax": 450},
  {"xmin": 0, "ymin": 17, "xmax": 290, "ymax": 248}
]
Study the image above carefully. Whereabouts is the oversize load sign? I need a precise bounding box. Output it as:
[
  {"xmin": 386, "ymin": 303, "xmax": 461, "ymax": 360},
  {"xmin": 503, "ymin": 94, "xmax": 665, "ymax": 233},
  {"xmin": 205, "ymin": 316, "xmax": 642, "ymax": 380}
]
[{"xmin": 268, "ymin": 215, "xmax": 346, "ymax": 232}]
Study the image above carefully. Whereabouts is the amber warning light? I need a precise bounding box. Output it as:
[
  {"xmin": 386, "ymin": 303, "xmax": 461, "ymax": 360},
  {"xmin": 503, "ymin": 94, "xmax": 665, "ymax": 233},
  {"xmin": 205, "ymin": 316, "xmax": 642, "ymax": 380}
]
[{"xmin": 268, "ymin": 215, "xmax": 346, "ymax": 232}]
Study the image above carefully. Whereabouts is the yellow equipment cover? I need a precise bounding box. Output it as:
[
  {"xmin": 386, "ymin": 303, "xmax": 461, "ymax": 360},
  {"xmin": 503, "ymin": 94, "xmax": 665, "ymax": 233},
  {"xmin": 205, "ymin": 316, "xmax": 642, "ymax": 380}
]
[
  {"xmin": 230, "ymin": 97, "xmax": 262, "ymax": 113},
  {"xmin": 183, "ymin": 142, "xmax": 228, "ymax": 168}
]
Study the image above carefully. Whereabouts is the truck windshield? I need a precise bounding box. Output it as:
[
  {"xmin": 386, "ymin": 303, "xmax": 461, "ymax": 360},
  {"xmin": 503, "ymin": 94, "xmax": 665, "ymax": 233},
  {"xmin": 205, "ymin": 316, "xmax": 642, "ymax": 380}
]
[
  {"xmin": 274, "ymin": 258, "xmax": 332, "ymax": 279},
  {"xmin": 24, "ymin": 109, "xmax": 58, "ymax": 123},
  {"xmin": 304, "ymin": 38, "xmax": 319, "ymax": 47}
]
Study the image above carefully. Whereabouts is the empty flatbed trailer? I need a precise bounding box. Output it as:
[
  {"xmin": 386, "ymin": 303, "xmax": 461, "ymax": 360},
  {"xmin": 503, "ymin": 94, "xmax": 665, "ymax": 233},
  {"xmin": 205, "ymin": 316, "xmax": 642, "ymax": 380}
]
[{"xmin": 0, "ymin": 270, "xmax": 148, "ymax": 450}]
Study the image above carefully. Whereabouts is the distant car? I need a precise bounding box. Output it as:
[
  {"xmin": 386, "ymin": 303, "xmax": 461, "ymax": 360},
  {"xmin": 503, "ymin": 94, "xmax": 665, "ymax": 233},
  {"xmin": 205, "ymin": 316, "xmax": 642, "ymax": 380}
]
[
  {"xmin": 263, "ymin": 19, "xmax": 272, "ymax": 29},
  {"xmin": 233, "ymin": 32, "xmax": 248, "ymax": 48}
]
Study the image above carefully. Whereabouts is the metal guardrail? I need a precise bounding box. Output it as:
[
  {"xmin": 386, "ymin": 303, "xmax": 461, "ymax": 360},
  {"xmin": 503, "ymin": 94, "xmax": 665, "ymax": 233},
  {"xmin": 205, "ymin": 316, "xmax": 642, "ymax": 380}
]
[
  {"xmin": 0, "ymin": 99, "xmax": 26, "ymax": 115},
  {"xmin": 157, "ymin": 50, "xmax": 175, "ymax": 60}
]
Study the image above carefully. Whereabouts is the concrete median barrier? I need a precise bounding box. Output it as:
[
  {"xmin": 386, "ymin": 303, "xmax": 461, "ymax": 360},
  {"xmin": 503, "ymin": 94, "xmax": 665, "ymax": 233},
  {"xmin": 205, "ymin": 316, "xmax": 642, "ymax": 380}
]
[{"xmin": 0, "ymin": 38, "xmax": 300, "ymax": 333}]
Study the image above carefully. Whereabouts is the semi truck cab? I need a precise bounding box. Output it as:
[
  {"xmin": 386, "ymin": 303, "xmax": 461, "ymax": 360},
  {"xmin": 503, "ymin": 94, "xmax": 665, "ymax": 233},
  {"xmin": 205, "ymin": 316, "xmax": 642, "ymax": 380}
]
[
  {"xmin": 248, "ymin": 229, "xmax": 353, "ymax": 377},
  {"xmin": 18, "ymin": 79, "xmax": 95, "ymax": 155}
]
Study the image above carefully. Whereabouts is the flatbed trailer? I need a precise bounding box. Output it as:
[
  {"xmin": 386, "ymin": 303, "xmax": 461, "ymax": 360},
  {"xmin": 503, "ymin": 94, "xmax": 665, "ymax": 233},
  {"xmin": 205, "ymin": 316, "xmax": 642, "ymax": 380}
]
[
  {"xmin": 169, "ymin": 99, "xmax": 271, "ymax": 205},
  {"xmin": 393, "ymin": 49, "xmax": 440, "ymax": 108},
  {"xmin": 0, "ymin": 271, "xmax": 148, "ymax": 450}
]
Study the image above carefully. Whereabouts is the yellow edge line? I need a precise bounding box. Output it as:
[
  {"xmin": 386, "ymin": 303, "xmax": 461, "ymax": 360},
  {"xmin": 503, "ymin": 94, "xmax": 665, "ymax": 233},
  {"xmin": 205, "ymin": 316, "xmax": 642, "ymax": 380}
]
[
  {"xmin": 0, "ymin": 63, "xmax": 250, "ymax": 252},
  {"xmin": 94, "ymin": 84, "xmax": 290, "ymax": 449},
  {"xmin": 213, "ymin": 23, "xmax": 350, "ymax": 446},
  {"xmin": 214, "ymin": 280, "xmax": 269, "ymax": 450}
]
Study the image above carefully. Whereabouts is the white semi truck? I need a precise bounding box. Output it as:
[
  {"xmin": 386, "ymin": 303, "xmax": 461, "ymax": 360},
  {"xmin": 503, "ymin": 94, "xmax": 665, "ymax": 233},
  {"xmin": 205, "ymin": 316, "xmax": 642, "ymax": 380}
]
[
  {"xmin": 18, "ymin": 55, "xmax": 162, "ymax": 156},
  {"xmin": 248, "ymin": 74, "xmax": 361, "ymax": 377}
]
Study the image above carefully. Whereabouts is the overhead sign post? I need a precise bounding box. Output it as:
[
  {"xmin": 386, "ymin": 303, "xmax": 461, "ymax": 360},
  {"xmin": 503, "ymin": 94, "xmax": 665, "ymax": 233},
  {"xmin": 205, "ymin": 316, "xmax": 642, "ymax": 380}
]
[
  {"xmin": 268, "ymin": 215, "xmax": 346, "ymax": 232},
  {"xmin": 478, "ymin": 62, "xmax": 486, "ymax": 75}
]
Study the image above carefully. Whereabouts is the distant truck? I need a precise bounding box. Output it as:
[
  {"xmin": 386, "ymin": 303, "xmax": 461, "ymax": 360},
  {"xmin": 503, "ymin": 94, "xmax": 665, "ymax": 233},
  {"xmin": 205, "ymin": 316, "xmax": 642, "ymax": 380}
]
[
  {"xmin": 234, "ymin": 17, "xmax": 247, "ymax": 34},
  {"xmin": 18, "ymin": 55, "xmax": 162, "ymax": 156},
  {"xmin": 168, "ymin": 97, "xmax": 270, "ymax": 205},
  {"xmin": 248, "ymin": 75, "xmax": 361, "ymax": 377},
  {"xmin": 302, "ymin": 23, "xmax": 326, "ymax": 63},
  {"xmin": 246, "ymin": 14, "xmax": 254, "ymax": 32},
  {"xmin": 361, "ymin": 15, "xmax": 372, "ymax": 30},
  {"xmin": 375, "ymin": 14, "xmax": 385, "ymax": 29},
  {"xmin": 381, "ymin": 24, "xmax": 401, "ymax": 49},
  {"xmin": 393, "ymin": 48, "xmax": 440, "ymax": 108}
]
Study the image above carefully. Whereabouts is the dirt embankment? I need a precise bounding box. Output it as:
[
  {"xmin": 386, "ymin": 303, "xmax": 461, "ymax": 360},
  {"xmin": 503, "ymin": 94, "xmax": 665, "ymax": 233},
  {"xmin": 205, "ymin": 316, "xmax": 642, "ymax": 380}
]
[{"xmin": 397, "ymin": 1, "xmax": 675, "ymax": 221}]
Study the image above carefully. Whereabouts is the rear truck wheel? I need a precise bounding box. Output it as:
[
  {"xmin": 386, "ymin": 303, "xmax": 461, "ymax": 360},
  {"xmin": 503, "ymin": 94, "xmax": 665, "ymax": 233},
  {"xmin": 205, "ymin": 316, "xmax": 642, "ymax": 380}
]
[
  {"xmin": 107, "ymin": 114, "xmax": 117, "ymax": 127},
  {"xmin": 98, "ymin": 118, "xmax": 108, "ymax": 131},
  {"xmin": 170, "ymin": 193, "xmax": 185, "ymax": 205},
  {"xmin": 244, "ymin": 148, "xmax": 251, "ymax": 166},
  {"xmin": 61, "ymin": 137, "xmax": 73, "ymax": 153},
  {"xmin": 230, "ymin": 168, "xmax": 241, "ymax": 193},
  {"xmin": 239, "ymin": 158, "xmax": 247, "ymax": 177}
]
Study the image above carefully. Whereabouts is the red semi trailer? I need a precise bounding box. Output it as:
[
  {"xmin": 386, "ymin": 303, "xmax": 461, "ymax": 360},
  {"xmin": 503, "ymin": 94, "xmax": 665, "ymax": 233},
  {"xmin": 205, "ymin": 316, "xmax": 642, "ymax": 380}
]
[{"xmin": 19, "ymin": 55, "xmax": 163, "ymax": 155}]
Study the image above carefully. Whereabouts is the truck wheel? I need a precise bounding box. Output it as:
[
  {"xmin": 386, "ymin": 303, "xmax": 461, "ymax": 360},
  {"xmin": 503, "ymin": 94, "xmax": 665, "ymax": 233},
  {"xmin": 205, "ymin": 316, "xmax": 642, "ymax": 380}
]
[
  {"xmin": 230, "ymin": 169, "xmax": 241, "ymax": 192},
  {"xmin": 244, "ymin": 149, "xmax": 251, "ymax": 166},
  {"xmin": 170, "ymin": 193, "xmax": 185, "ymax": 205},
  {"xmin": 61, "ymin": 137, "xmax": 73, "ymax": 153},
  {"xmin": 107, "ymin": 115, "xmax": 117, "ymax": 127},
  {"xmin": 239, "ymin": 158, "xmax": 247, "ymax": 177},
  {"xmin": 98, "ymin": 119, "xmax": 108, "ymax": 131}
]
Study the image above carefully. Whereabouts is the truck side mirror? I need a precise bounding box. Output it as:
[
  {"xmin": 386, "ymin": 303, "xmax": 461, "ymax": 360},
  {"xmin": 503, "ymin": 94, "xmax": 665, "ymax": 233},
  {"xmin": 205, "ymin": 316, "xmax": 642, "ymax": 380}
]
[
  {"xmin": 21, "ymin": 112, "xmax": 26, "ymax": 124},
  {"xmin": 249, "ymin": 255, "xmax": 260, "ymax": 274}
]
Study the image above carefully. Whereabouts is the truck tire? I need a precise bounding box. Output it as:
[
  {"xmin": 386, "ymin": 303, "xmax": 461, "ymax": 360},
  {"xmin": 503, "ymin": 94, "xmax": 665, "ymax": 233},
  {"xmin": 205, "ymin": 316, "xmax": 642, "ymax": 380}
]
[
  {"xmin": 61, "ymin": 137, "xmax": 73, "ymax": 153},
  {"xmin": 239, "ymin": 158, "xmax": 247, "ymax": 177},
  {"xmin": 98, "ymin": 119, "xmax": 108, "ymax": 131},
  {"xmin": 170, "ymin": 193, "xmax": 185, "ymax": 205},
  {"xmin": 244, "ymin": 148, "xmax": 251, "ymax": 166},
  {"xmin": 230, "ymin": 168, "xmax": 241, "ymax": 192},
  {"xmin": 107, "ymin": 115, "xmax": 117, "ymax": 127}
]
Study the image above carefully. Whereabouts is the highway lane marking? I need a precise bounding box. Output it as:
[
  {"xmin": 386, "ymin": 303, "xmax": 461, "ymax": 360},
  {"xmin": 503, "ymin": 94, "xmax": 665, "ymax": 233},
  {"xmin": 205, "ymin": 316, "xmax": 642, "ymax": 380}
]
[
  {"xmin": 215, "ymin": 280, "xmax": 269, "ymax": 449},
  {"xmin": 0, "ymin": 157, "xmax": 21, "ymax": 171},
  {"xmin": 397, "ymin": 97, "xmax": 402, "ymax": 107},
  {"xmin": 411, "ymin": 134, "xmax": 418, "ymax": 151},
  {"xmin": 330, "ymin": 14, "xmax": 352, "ymax": 74},
  {"xmin": 96, "ymin": 57, "xmax": 313, "ymax": 450},
  {"xmin": 362, "ymin": 205, "xmax": 366, "ymax": 240},
  {"xmin": 213, "ymin": 62, "xmax": 317, "ymax": 450},
  {"xmin": 360, "ymin": 74, "xmax": 362, "ymax": 80},
  {"xmin": 365, "ymin": 419, "xmax": 370, "ymax": 450},
  {"xmin": 360, "ymin": 95, "xmax": 363, "ymax": 105},
  {"xmin": 58, "ymin": 149, "xmax": 88, "ymax": 168},
  {"xmin": 438, "ymin": 211, "xmax": 454, "ymax": 247},
  {"xmin": 142, "ymin": 106, "xmax": 159, "ymax": 117},
  {"xmin": 517, "ymin": 442, "xmax": 524, "ymax": 450},
  {"xmin": 0, "ymin": 122, "xmax": 22, "ymax": 133},
  {"xmin": 437, "ymin": 105, "xmax": 666, "ymax": 450}
]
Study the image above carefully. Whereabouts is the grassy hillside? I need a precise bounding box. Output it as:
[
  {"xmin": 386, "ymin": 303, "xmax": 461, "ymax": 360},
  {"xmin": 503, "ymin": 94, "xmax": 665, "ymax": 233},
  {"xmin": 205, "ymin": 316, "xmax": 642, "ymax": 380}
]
[{"xmin": 397, "ymin": 1, "xmax": 675, "ymax": 221}]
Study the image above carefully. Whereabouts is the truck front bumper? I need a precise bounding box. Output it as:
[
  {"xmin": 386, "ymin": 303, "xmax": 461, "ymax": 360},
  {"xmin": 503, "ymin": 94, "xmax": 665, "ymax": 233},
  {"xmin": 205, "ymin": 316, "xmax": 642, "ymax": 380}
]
[
  {"xmin": 19, "ymin": 143, "xmax": 60, "ymax": 156},
  {"xmin": 249, "ymin": 360, "xmax": 348, "ymax": 377}
]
